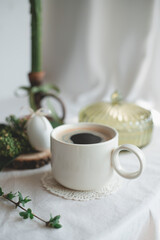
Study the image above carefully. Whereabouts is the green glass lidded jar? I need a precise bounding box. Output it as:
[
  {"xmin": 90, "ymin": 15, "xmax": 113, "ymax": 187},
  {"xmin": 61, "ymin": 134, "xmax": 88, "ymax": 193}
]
[{"xmin": 79, "ymin": 91, "xmax": 153, "ymax": 147}]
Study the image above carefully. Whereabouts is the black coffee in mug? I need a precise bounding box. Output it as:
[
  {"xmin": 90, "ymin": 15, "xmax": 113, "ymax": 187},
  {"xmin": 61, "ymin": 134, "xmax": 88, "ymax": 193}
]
[
  {"xmin": 71, "ymin": 132, "xmax": 102, "ymax": 144},
  {"xmin": 58, "ymin": 128, "xmax": 111, "ymax": 144}
]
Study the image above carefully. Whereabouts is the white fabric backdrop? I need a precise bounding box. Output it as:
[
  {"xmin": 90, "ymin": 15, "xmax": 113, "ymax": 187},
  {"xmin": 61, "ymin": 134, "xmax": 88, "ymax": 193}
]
[
  {"xmin": 42, "ymin": 0, "xmax": 160, "ymax": 118},
  {"xmin": 0, "ymin": 0, "xmax": 160, "ymax": 120}
]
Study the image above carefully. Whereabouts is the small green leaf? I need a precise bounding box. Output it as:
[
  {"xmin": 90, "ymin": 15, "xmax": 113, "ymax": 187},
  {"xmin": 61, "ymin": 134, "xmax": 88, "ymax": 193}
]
[
  {"xmin": 0, "ymin": 187, "xmax": 4, "ymax": 196},
  {"xmin": 52, "ymin": 215, "xmax": 61, "ymax": 224},
  {"xmin": 48, "ymin": 214, "xmax": 62, "ymax": 229},
  {"xmin": 6, "ymin": 192, "xmax": 17, "ymax": 200},
  {"xmin": 48, "ymin": 222, "xmax": 62, "ymax": 229},
  {"xmin": 27, "ymin": 208, "xmax": 32, "ymax": 213},
  {"xmin": 18, "ymin": 191, "xmax": 23, "ymax": 202},
  {"xmin": 19, "ymin": 209, "xmax": 34, "ymax": 220},
  {"xmin": 27, "ymin": 208, "xmax": 34, "ymax": 219},
  {"xmin": 53, "ymin": 215, "xmax": 61, "ymax": 221},
  {"xmin": 24, "ymin": 196, "xmax": 31, "ymax": 205},
  {"xmin": 29, "ymin": 213, "xmax": 34, "ymax": 219},
  {"xmin": 19, "ymin": 211, "xmax": 28, "ymax": 219},
  {"xmin": 18, "ymin": 192, "xmax": 31, "ymax": 207},
  {"xmin": 54, "ymin": 223, "xmax": 62, "ymax": 229}
]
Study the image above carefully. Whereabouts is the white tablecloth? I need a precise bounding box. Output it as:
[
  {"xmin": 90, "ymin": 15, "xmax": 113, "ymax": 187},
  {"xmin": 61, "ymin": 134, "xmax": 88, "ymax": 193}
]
[{"xmin": 0, "ymin": 103, "xmax": 160, "ymax": 240}]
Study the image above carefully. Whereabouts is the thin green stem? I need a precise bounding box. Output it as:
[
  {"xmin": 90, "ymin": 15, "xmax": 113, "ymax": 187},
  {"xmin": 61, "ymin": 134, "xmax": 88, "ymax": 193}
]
[{"xmin": 2, "ymin": 195, "xmax": 46, "ymax": 224}]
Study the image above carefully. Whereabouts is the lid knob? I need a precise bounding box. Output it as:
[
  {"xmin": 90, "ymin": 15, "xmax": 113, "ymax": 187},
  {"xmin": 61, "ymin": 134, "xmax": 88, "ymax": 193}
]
[{"xmin": 111, "ymin": 91, "xmax": 123, "ymax": 104}]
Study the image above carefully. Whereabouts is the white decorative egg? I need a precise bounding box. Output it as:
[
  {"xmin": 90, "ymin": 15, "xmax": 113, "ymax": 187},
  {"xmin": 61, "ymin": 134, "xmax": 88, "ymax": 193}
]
[{"xmin": 27, "ymin": 115, "xmax": 53, "ymax": 151}]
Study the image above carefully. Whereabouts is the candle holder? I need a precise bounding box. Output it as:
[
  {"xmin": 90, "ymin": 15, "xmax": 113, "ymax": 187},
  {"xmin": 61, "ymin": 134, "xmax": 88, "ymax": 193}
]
[
  {"xmin": 11, "ymin": 0, "xmax": 65, "ymax": 169},
  {"xmin": 28, "ymin": 0, "xmax": 65, "ymax": 123}
]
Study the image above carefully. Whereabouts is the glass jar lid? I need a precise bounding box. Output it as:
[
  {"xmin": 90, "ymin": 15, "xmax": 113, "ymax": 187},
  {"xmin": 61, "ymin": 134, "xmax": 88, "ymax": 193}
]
[{"xmin": 79, "ymin": 91, "xmax": 153, "ymax": 147}]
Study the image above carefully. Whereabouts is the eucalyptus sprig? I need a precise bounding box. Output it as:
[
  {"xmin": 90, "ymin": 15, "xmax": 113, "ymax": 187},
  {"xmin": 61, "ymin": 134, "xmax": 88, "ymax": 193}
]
[{"xmin": 0, "ymin": 187, "xmax": 62, "ymax": 229}]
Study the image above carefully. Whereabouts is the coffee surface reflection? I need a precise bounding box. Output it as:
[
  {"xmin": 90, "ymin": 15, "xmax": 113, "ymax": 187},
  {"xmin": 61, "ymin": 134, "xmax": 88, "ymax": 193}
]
[
  {"xmin": 58, "ymin": 128, "xmax": 110, "ymax": 144},
  {"xmin": 71, "ymin": 133, "xmax": 103, "ymax": 144}
]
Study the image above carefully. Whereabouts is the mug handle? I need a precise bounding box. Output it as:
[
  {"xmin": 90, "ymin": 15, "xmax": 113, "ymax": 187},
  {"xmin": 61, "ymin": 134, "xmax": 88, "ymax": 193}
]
[{"xmin": 111, "ymin": 144, "xmax": 145, "ymax": 179}]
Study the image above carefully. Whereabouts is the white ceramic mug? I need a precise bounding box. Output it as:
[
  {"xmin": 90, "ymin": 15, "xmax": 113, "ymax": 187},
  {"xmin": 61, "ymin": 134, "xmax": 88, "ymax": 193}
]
[{"xmin": 50, "ymin": 123, "xmax": 145, "ymax": 191}]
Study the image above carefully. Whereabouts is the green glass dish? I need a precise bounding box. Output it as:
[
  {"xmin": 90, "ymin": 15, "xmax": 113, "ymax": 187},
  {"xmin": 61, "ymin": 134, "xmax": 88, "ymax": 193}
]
[{"xmin": 79, "ymin": 91, "xmax": 153, "ymax": 147}]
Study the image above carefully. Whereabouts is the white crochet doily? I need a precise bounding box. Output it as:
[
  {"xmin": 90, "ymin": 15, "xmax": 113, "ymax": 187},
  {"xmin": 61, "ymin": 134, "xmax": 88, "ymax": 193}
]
[{"xmin": 41, "ymin": 172, "xmax": 122, "ymax": 201}]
